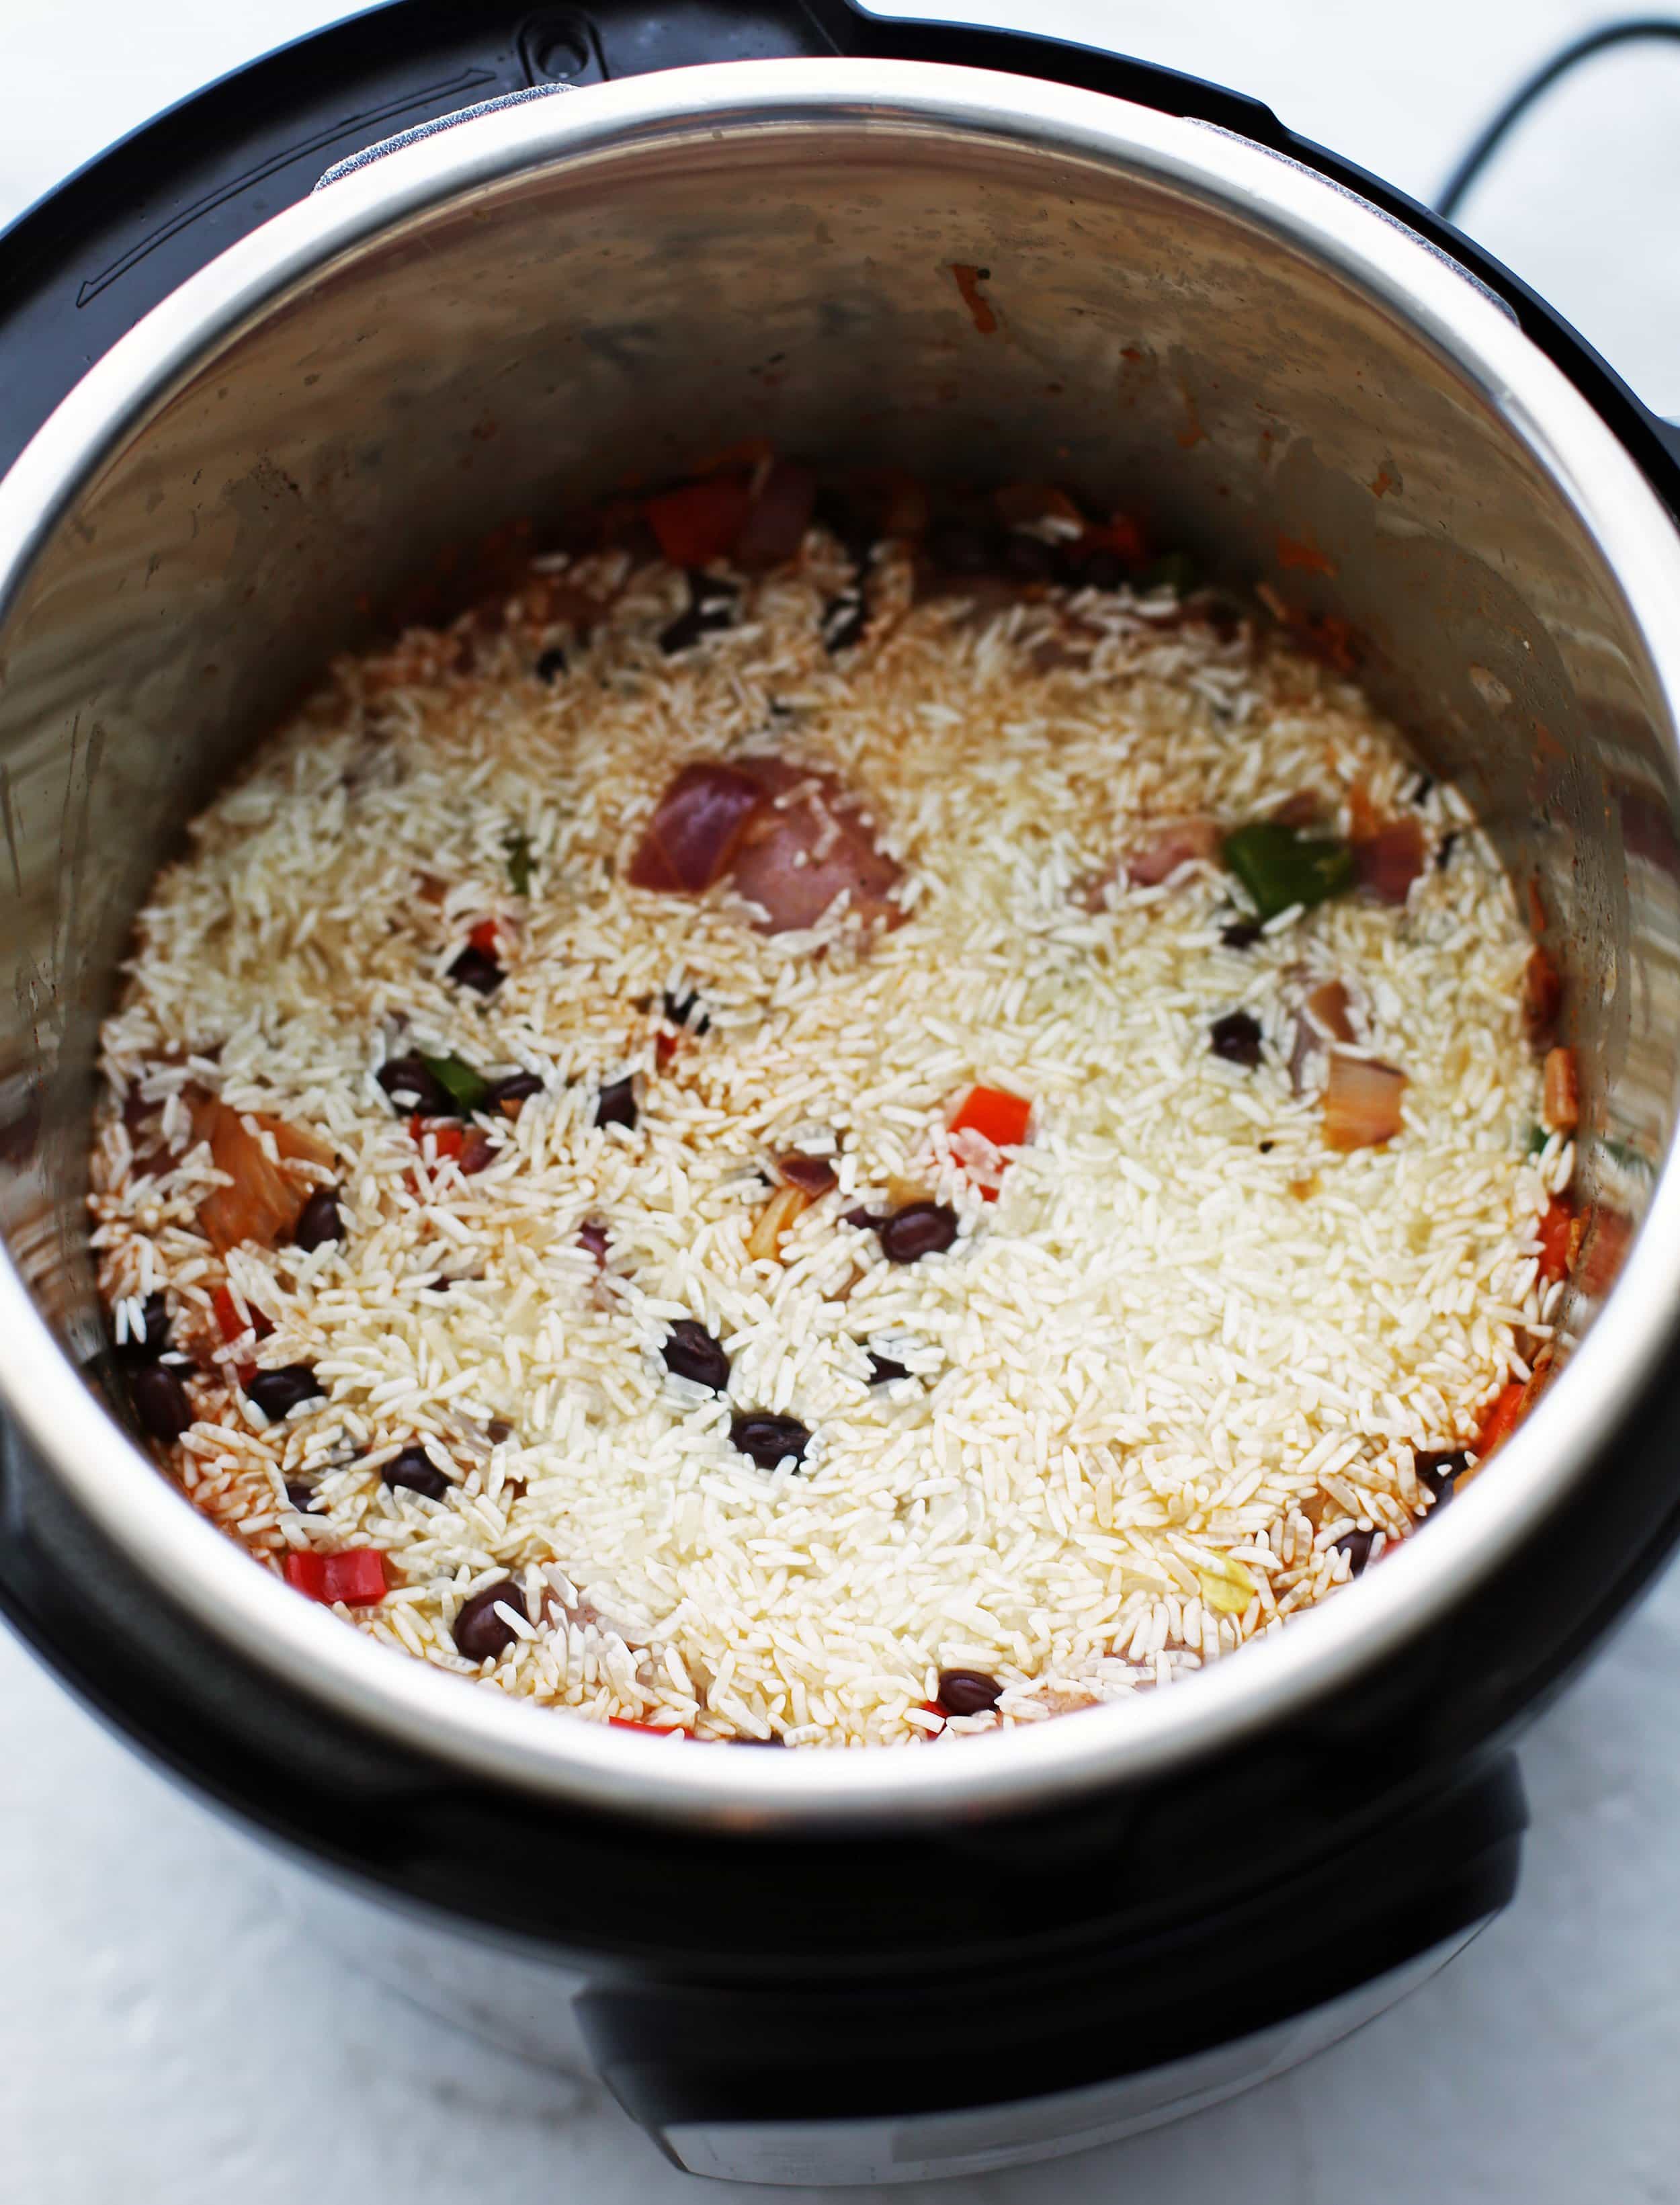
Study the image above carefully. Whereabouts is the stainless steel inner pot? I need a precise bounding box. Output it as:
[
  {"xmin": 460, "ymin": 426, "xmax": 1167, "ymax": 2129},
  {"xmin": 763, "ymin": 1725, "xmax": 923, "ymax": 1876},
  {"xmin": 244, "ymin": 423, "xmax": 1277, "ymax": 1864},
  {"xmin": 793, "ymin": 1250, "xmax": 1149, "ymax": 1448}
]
[{"xmin": 2, "ymin": 57, "xmax": 1678, "ymax": 1831}]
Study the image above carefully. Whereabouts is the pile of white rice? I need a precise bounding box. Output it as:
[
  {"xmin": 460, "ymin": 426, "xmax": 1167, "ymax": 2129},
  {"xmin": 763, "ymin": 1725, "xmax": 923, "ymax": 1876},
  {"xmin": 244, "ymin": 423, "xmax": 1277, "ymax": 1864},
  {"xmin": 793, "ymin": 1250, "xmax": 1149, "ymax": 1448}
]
[{"xmin": 89, "ymin": 530, "xmax": 1570, "ymax": 1746}]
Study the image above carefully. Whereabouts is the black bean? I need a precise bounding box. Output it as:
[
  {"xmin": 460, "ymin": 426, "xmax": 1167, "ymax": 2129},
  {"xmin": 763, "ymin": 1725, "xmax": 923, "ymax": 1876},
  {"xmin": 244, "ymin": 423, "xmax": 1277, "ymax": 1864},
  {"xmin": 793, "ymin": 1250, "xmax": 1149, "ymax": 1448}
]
[
  {"xmin": 1416, "ymin": 1449, "xmax": 1468, "ymax": 1505},
  {"xmin": 115, "ymin": 1292, "xmax": 170, "ymax": 1363},
  {"xmin": 578, "ymin": 1221, "xmax": 610, "ymax": 1264},
  {"xmin": 245, "ymin": 1364, "xmax": 325, "ymax": 1420},
  {"xmin": 1075, "ymin": 548, "xmax": 1128, "ymax": 593},
  {"xmin": 659, "ymin": 571, "xmax": 738, "ymax": 654},
  {"xmin": 378, "ymin": 1054, "xmax": 454, "ymax": 1116},
  {"xmin": 292, "ymin": 1187, "xmax": 343, "ymax": 1251},
  {"xmin": 1220, "ymin": 919, "xmax": 1263, "ymax": 950},
  {"xmin": 812, "ymin": 488, "xmax": 878, "ymax": 574},
  {"xmin": 285, "ymin": 1481, "xmax": 318, "ymax": 1513},
  {"xmin": 927, "ymin": 519, "xmax": 999, "ymax": 575},
  {"xmin": 730, "ymin": 1414, "xmax": 810, "ymax": 1470},
  {"xmin": 131, "ymin": 1363, "xmax": 192, "ymax": 1443},
  {"xmin": 486, "ymin": 1071, "xmax": 543, "ymax": 1114},
  {"xmin": 843, "ymin": 1205, "xmax": 884, "ymax": 1229},
  {"xmin": 662, "ymin": 989, "xmax": 708, "ymax": 1033},
  {"xmin": 1001, "ymin": 532, "xmax": 1056, "ymax": 582},
  {"xmin": 878, "ymin": 1202, "xmax": 958, "ymax": 1265},
  {"xmin": 1210, "ymin": 1011, "xmax": 1264, "ymax": 1069},
  {"xmin": 1437, "ymin": 831, "xmax": 1459, "ymax": 872},
  {"xmin": 937, "ymin": 1667, "xmax": 1003, "ymax": 1716},
  {"xmin": 535, "ymin": 646, "xmax": 568, "ymax": 682},
  {"xmin": 383, "ymin": 1446, "xmax": 452, "ymax": 1502},
  {"xmin": 1258, "ymin": 1140, "xmax": 1275, "ymax": 1155},
  {"xmin": 663, "ymin": 1319, "xmax": 730, "ymax": 1392},
  {"xmin": 867, "ymin": 1351, "xmax": 910, "ymax": 1385},
  {"xmin": 1335, "ymin": 1528, "xmax": 1377, "ymax": 1576},
  {"xmin": 595, "ymin": 1075, "xmax": 638, "ymax": 1130},
  {"xmin": 821, "ymin": 592, "xmax": 868, "ymax": 654},
  {"xmin": 448, "ymin": 944, "xmax": 504, "ymax": 996},
  {"xmin": 732, "ymin": 1732, "xmax": 787, "ymax": 1746},
  {"xmin": 452, "ymin": 1578, "xmax": 527, "ymax": 1661}
]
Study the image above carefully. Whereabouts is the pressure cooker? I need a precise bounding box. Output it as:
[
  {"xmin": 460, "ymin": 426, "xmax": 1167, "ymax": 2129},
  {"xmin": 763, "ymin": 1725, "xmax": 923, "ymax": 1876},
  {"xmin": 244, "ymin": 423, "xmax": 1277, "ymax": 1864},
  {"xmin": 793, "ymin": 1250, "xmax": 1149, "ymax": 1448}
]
[{"xmin": 1, "ymin": 1, "xmax": 1679, "ymax": 2183}]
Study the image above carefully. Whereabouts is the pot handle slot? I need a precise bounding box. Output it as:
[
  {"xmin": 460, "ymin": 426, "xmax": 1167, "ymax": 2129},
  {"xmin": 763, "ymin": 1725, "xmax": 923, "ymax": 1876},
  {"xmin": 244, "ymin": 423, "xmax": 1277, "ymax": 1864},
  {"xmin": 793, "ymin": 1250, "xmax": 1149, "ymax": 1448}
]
[
  {"xmin": 1430, "ymin": 15, "xmax": 1680, "ymax": 479},
  {"xmin": 309, "ymin": 0, "xmax": 1288, "ymax": 193},
  {"xmin": 804, "ymin": 0, "xmax": 1680, "ymax": 503}
]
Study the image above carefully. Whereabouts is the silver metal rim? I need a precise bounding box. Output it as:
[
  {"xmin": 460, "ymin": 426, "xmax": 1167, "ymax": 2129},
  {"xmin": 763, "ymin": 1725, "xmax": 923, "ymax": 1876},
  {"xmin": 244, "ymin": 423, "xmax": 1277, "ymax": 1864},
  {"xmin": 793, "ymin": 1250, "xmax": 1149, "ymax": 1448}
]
[{"xmin": 2, "ymin": 57, "xmax": 1678, "ymax": 1830}]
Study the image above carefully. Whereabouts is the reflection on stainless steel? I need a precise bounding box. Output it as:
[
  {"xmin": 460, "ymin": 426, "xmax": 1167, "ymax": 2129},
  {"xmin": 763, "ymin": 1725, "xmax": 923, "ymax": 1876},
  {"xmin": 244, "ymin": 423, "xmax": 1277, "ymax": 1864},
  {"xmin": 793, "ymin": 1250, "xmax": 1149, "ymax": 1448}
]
[{"xmin": 0, "ymin": 60, "xmax": 1677, "ymax": 1827}]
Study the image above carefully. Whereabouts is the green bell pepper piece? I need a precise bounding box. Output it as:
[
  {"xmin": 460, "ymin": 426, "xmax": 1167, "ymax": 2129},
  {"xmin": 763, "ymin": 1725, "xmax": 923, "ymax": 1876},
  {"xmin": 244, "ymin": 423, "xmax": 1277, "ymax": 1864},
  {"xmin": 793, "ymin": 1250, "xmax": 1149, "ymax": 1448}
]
[{"xmin": 1222, "ymin": 821, "xmax": 1355, "ymax": 923}]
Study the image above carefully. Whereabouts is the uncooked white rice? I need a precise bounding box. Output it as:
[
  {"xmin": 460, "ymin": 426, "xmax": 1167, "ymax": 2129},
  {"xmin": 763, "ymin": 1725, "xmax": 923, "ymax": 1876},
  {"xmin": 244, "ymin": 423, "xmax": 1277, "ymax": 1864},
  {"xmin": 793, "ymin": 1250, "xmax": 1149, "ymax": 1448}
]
[{"xmin": 89, "ymin": 529, "xmax": 1568, "ymax": 1746}]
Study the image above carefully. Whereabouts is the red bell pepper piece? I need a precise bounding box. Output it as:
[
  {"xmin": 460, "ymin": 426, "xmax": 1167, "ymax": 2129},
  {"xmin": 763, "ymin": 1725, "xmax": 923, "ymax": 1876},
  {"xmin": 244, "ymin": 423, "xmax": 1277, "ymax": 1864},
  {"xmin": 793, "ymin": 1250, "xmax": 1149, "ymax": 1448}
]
[
  {"xmin": 1475, "ymin": 1381, "xmax": 1528, "ymax": 1459},
  {"xmin": 468, "ymin": 917, "xmax": 499, "ymax": 956},
  {"xmin": 212, "ymin": 1284, "xmax": 271, "ymax": 1343},
  {"xmin": 1536, "ymin": 1198, "xmax": 1573, "ymax": 1284},
  {"xmin": 1072, "ymin": 513, "xmax": 1146, "ymax": 565},
  {"xmin": 950, "ymin": 1085, "xmax": 1032, "ymax": 1150},
  {"xmin": 284, "ymin": 1549, "xmax": 388, "ymax": 1606},
  {"xmin": 606, "ymin": 1716, "xmax": 691, "ymax": 1737},
  {"xmin": 948, "ymin": 1085, "xmax": 1032, "ymax": 1202},
  {"xmin": 646, "ymin": 476, "xmax": 753, "ymax": 567}
]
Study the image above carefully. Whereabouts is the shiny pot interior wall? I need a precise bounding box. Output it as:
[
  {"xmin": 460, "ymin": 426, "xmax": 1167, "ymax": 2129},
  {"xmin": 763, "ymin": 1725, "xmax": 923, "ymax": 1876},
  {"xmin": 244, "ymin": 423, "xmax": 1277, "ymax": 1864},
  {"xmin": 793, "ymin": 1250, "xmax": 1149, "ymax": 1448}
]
[{"xmin": 0, "ymin": 103, "xmax": 1674, "ymax": 1411}]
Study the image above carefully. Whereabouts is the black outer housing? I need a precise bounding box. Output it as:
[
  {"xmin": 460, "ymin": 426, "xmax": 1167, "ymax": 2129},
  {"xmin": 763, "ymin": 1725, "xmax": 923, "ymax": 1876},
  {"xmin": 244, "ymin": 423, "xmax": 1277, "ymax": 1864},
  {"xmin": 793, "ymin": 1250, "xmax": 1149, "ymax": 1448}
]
[{"xmin": 1, "ymin": 0, "xmax": 1677, "ymax": 2140}]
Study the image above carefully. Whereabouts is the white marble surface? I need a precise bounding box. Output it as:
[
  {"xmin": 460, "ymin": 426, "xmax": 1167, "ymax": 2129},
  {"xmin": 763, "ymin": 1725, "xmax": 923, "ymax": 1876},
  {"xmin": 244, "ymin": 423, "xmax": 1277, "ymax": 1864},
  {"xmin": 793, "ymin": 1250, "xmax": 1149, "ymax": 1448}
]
[{"xmin": 5, "ymin": 3, "xmax": 1680, "ymax": 2197}]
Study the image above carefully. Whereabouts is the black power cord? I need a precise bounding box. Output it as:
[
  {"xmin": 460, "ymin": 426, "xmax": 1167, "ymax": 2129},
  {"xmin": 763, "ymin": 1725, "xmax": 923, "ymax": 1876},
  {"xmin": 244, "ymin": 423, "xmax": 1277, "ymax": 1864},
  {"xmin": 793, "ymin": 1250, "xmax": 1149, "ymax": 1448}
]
[{"xmin": 1437, "ymin": 15, "xmax": 1680, "ymax": 218}]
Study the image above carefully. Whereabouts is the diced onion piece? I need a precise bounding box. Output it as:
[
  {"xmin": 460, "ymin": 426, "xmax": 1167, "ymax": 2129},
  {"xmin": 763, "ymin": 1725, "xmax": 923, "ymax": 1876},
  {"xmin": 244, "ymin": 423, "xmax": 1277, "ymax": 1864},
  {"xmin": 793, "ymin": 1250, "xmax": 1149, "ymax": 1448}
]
[
  {"xmin": 628, "ymin": 762, "xmax": 765, "ymax": 894},
  {"xmin": 1124, "ymin": 818, "xmax": 1221, "ymax": 887},
  {"xmin": 645, "ymin": 476, "xmax": 753, "ymax": 566},
  {"xmin": 886, "ymin": 1175, "xmax": 933, "ymax": 1210},
  {"xmin": 730, "ymin": 759, "xmax": 902, "ymax": 934},
  {"xmin": 1521, "ymin": 944, "xmax": 1562, "ymax": 1048},
  {"xmin": 734, "ymin": 460, "xmax": 816, "ymax": 569},
  {"xmin": 1543, "ymin": 1044, "xmax": 1579, "ymax": 1132},
  {"xmin": 1198, "ymin": 1558, "xmax": 1257, "ymax": 1614},
  {"xmin": 746, "ymin": 1181, "xmax": 812, "ymax": 1261},
  {"xmin": 284, "ymin": 1549, "xmax": 388, "ymax": 1606},
  {"xmin": 193, "ymin": 1098, "xmax": 328, "ymax": 1255},
  {"xmin": 1271, "ymin": 790, "xmax": 1325, "ymax": 831},
  {"xmin": 1304, "ymin": 979, "xmax": 1355, "ymax": 1043},
  {"xmin": 1537, "ymin": 1198, "xmax": 1574, "ymax": 1283},
  {"xmin": 1322, "ymin": 1053, "xmax": 1406, "ymax": 1151},
  {"xmin": 1347, "ymin": 780, "xmax": 1380, "ymax": 840},
  {"xmin": 1353, "ymin": 816, "xmax": 1426, "ymax": 904},
  {"xmin": 775, "ymin": 1153, "xmax": 839, "ymax": 1197}
]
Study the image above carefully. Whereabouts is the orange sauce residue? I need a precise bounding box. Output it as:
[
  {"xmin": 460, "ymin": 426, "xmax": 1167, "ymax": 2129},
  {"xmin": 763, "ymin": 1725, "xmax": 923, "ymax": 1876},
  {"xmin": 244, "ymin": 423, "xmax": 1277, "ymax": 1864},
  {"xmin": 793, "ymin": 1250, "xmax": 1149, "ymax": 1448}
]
[
  {"xmin": 950, "ymin": 263, "xmax": 997, "ymax": 335},
  {"xmin": 1276, "ymin": 532, "xmax": 1336, "ymax": 576},
  {"xmin": 1370, "ymin": 466, "xmax": 1396, "ymax": 498},
  {"xmin": 1175, "ymin": 380, "xmax": 1206, "ymax": 449}
]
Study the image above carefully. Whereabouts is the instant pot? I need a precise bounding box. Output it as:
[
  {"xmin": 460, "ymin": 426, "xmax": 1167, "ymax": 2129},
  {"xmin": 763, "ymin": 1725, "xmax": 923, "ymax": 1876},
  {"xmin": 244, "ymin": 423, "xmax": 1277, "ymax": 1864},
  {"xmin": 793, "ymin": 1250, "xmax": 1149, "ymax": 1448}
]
[{"xmin": 3, "ymin": 1, "xmax": 1680, "ymax": 2183}]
